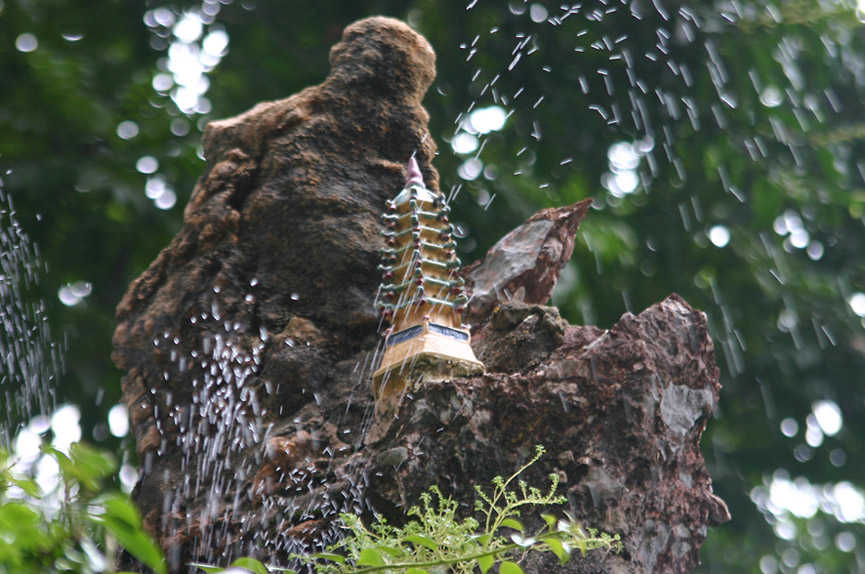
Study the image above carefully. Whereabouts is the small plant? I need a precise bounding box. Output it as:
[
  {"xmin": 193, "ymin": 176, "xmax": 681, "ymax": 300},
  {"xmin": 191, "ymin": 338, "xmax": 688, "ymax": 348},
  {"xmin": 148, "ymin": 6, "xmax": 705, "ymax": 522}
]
[
  {"xmin": 0, "ymin": 443, "xmax": 166, "ymax": 574},
  {"xmin": 195, "ymin": 445, "xmax": 620, "ymax": 574}
]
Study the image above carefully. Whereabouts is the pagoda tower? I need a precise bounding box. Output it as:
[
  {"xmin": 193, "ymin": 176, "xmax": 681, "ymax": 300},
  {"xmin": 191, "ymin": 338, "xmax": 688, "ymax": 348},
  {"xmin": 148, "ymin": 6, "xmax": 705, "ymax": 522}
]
[{"xmin": 372, "ymin": 158, "xmax": 485, "ymax": 398}]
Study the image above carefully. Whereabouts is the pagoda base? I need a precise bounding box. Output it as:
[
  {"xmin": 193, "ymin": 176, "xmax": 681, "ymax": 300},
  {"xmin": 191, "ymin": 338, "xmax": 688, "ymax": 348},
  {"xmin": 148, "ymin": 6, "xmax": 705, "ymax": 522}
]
[{"xmin": 372, "ymin": 327, "xmax": 485, "ymax": 399}]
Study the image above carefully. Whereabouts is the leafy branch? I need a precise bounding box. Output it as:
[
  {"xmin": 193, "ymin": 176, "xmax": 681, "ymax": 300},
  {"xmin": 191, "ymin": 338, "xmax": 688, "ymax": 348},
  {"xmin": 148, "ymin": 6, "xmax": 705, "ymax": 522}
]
[
  {"xmin": 195, "ymin": 445, "xmax": 620, "ymax": 574},
  {"xmin": 0, "ymin": 444, "xmax": 167, "ymax": 574}
]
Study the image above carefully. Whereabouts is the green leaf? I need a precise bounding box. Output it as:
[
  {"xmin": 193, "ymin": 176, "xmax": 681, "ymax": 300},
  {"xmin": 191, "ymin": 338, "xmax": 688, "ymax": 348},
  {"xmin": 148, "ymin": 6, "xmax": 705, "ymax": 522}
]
[
  {"xmin": 545, "ymin": 538, "xmax": 569, "ymax": 563},
  {"xmin": 0, "ymin": 501, "xmax": 41, "ymax": 525},
  {"xmin": 475, "ymin": 533, "xmax": 493, "ymax": 547},
  {"xmin": 10, "ymin": 477, "xmax": 41, "ymax": 497},
  {"xmin": 311, "ymin": 552, "xmax": 346, "ymax": 564},
  {"xmin": 499, "ymin": 560, "xmax": 524, "ymax": 574},
  {"xmin": 0, "ymin": 502, "xmax": 45, "ymax": 551},
  {"xmin": 47, "ymin": 443, "xmax": 117, "ymax": 491},
  {"xmin": 541, "ymin": 514, "xmax": 557, "ymax": 528},
  {"xmin": 500, "ymin": 518, "xmax": 524, "ymax": 532},
  {"xmin": 357, "ymin": 548, "xmax": 386, "ymax": 567},
  {"xmin": 229, "ymin": 557, "xmax": 270, "ymax": 574},
  {"xmin": 102, "ymin": 495, "xmax": 142, "ymax": 527},
  {"xmin": 477, "ymin": 554, "xmax": 494, "ymax": 574},
  {"xmin": 70, "ymin": 442, "xmax": 117, "ymax": 478},
  {"xmin": 376, "ymin": 545, "xmax": 403, "ymax": 557},
  {"xmin": 406, "ymin": 569, "xmax": 429, "ymax": 574},
  {"xmin": 95, "ymin": 514, "xmax": 166, "ymax": 574},
  {"xmin": 404, "ymin": 534, "xmax": 438, "ymax": 551},
  {"xmin": 92, "ymin": 493, "xmax": 167, "ymax": 573}
]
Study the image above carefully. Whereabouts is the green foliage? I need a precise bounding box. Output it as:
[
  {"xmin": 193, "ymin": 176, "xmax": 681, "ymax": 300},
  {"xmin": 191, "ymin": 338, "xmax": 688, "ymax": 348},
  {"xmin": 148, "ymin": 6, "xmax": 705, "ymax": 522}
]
[
  {"xmin": 191, "ymin": 557, "xmax": 296, "ymax": 574},
  {"xmin": 193, "ymin": 446, "xmax": 619, "ymax": 574},
  {"xmin": 314, "ymin": 446, "xmax": 619, "ymax": 573},
  {"xmin": 0, "ymin": 445, "xmax": 166, "ymax": 574}
]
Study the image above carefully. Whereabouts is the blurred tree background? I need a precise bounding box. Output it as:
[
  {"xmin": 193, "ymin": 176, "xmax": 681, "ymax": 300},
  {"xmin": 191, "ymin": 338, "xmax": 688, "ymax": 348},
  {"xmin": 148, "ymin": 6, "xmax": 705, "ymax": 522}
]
[{"xmin": 2, "ymin": 0, "xmax": 865, "ymax": 572}]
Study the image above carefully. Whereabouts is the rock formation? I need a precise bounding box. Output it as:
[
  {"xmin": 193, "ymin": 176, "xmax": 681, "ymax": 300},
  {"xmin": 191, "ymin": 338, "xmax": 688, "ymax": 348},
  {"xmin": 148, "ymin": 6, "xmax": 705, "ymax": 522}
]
[{"xmin": 113, "ymin": 16, "xmax": 728, "ymax": 574}]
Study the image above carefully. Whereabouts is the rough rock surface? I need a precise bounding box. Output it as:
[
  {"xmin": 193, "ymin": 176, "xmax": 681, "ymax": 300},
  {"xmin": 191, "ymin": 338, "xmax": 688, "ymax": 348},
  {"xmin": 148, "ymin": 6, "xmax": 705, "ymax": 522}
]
[
  {"xmin": 465, "ymin": 199, "xmax": 592, "ymax": 321},
  {"xmin": 113, "ymin": 16, "xmax": 728, "ymax": 574}
]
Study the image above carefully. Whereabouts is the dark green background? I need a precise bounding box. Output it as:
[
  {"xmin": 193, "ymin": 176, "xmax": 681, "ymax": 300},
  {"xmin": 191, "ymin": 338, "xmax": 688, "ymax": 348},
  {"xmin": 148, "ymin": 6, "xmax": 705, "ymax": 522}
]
[{"xmin": 2, "ymin": 1, "xmax": 864, "ymax": 571}]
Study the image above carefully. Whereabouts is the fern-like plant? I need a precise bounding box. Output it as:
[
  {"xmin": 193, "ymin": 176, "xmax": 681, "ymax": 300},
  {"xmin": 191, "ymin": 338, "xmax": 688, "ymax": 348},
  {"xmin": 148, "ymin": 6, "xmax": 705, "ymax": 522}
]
[{"xmin": 194, "ymin": 446, "xmax": 620, "ymax": 574}]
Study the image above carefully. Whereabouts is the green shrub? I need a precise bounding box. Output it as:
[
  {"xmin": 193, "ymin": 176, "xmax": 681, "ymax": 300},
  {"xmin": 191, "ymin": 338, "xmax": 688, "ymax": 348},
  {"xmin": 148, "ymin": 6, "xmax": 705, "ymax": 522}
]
[
  {"xmin": 0, "ymin": 444, "xmax": 166, "ymax": 574},
  {"xmin": 194, "ymin": 446, "xmax": 620, "ymax": 574}
]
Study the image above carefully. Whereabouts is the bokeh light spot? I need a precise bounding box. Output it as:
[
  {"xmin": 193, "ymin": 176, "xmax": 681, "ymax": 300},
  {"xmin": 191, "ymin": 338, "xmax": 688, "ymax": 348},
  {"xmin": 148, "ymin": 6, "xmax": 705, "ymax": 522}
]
[
  {"xmin": 458, "ymin": 158, "xmax": 483, "ymax": 180},
  {"xmin": 108, "ymin": 404, "xmax": 129, "ymax": 437},
  {"xmin": 61, "ymin": 31, "xmax": 84, "ymax": 42},
  {"xmin": 529, "ymin": 3, "xmax": 548, "ymax": 22},
  {"xmin": 136, "ymin": 156, "xmax": 159, "ymax": 174},
  {"xmin": 806, "ymin": 241, "xmax": 824, "ymax": 260},
  {"xmin": 708, "ymin": 225, "xmax": 730, "ymax": 248},
  {"xmin": 152, "ymin": 73, "xmax": 174, "ymax": 92},
  {"xmin": 836, "ymin": 531, "xmax": 856, "ymax": 552},
  {"xmin": 120, "ymin": 463, "xmax": 139, "ymax": 494},
  {"xmin": 173, "ymin": 14, "xmax": 203, "ymax": 43},
  {"xmin": 155, "ymin": 188, "xmax": 177, "ymax": 210},
  {"xmin": 50, "ymin": 404, "xmax": 82, "ymax": 453},
  {"xmin": 452, "ymin": 132, "xmax": 479, "ymax": 154},
  {"xmin": 15, "ymin": 33, "xmax": 38, "ymax": 52},
  {"xmin": 759, "ymin": 555, "xmax": 778, "ymax": 574},
  {"xmin": 812, "ymin": 400, "xmax": 842, "ymax": 436},
  {"xmin": 203, "ymin": 29, "xmax": 229, "ymax": 56},
  {"xmin": 58, "ymin": 282, "xmax": 91, "ymax": 306},
  {"xmin": 171, "ymin": 118, "xmax": 191, "ymax": 136},
  {"xmin": 760, "ymin": 86, "xmax": 783, "ymax": 107},
  {"xmin": 469, "ymin": 106, "xmax": 507, "ymax": 134},
  {"xmin": 608, "ymin": 142, "xmax": 640, "ymax": 171},
  {"xmin": 848, "ymin": 292, "xmax": 865, "ymax": 317},
  {"xmin": 780, "ymin": 417, "xmax": 798, "ymax": 437},
  {"xmin": 116, "ymin": 120, "xmax": 140, "ymax": 140}
]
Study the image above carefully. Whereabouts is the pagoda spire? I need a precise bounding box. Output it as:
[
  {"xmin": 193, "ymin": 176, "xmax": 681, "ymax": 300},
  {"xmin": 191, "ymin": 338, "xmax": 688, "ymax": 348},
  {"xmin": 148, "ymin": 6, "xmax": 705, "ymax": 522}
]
[{"xmin": 372, "ymin": 158, "xmax": 485, "ymax": 398}]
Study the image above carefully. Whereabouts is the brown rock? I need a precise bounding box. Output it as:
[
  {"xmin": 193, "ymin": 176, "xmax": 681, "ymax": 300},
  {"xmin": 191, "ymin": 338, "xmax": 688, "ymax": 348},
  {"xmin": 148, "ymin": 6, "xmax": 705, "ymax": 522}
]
[
  {"xmin": 466, "ymin": 199, "xmax": 592, "ymax": 320},
  {"xmin": 365, "ymin": 295, "xmax": 729, "ymax": 574}
]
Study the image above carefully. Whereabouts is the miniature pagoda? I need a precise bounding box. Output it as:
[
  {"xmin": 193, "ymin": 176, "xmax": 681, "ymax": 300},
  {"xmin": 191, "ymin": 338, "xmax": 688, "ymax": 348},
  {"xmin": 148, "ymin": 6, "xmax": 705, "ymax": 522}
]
[{"xmin": 372, "ymin": 157, "xmax": 485, "ymax": 398}]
